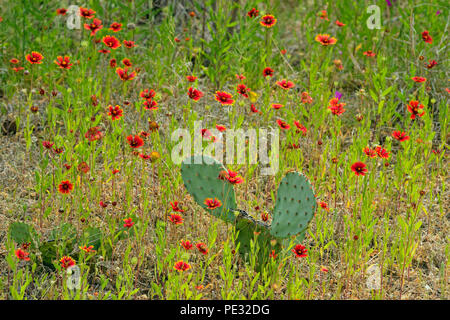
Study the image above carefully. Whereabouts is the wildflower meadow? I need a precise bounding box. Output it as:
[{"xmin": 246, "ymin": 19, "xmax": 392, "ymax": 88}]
[{"xmin": 0, "ymin": 0, "xmax": 448, "ymax": 305}]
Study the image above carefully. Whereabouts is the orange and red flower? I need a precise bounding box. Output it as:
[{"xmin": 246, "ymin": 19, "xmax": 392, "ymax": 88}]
[
  {"xmin": 196, "ymin": 242, "xmax": 209, "ymax": 255},
  {"xmin": 127, "ymin": 135, "xmax": 144, "ymax": 148},
  {"xmin": 109, "ymin": 22, "xmax": 122, "ymax": 32},
  {"xmin": 276, "ymin": 79, "xmax": 295, "ymax": 90},
  {"xmin": 123, "ymin": 218, "xmax": 134, "ymax": 228},
  {"xmin": 204, "ymin": 198, "xmax": 222, "ymax": 210},
  {"xmin": 116, "ymin": 67, "xmax": 136, "ymax": 81},
  {"xmin": 301, "ymin": 92, "xmax": 313, "ymax": 104},
  {"xmin": 15, "ymin": 249, "xmax": 30, "ymax": 261},
  {"xmin": 58, "ymin": 180, "xmax": 73, "ymax": 194},
  {"xmin": 169, "ymin": 213, "xmax": 183, "ymax": 225},
  {"xmin": 315, "ymin": 34, "xmax": 337, "ymax": 46},
  {"xmin": 174, "ymin": 260, "xmax": 191, "ymax": 272},
  {"xmin": 218, "ymin": 170, "xmax": 244, "ymax": 185},
  {"xmin": 260, "ymin": 14, "xmax": 277, "ymax": 28},
  {"xmin": 328, "ymin": 98, "xmax": 346, "ymax": 115},
  {"xmin": 351, "ymin": 162, "xmax": 368, "ymax": 176},
  {"xmin": 103, "ymin": 35, "xmax": 121, "ymax": 49},
  {"xmin": 123, "ymin": 40, "xmax": 137, "ymax": 48},
  {"xmin": 292, "ymin": 244, "xmax": 308, "ymax": 258},
  {"xmin": 412, "ymin": 76, "xmax": 426, "ymax": 83},
  {"xmin": 60, "ymin": 256, "xmax": 76, "ymax": 269},
  {"xmin": 188, "ymin": 87, "xmax": 204, "ymax": 101},
  {"xmin": 407, "ymin": 100, "xmax": 425, "ymax": 119},
  {"xmin": 79, "ymin": 7, "xmax": 95, "ymax": 19},
  {"xmin": 392, "ymin": 130, "xmax": 410, "ymax": 142},
  {"xmin": 84, "ymin": 18, "xmax": 103, "ymax": 36},
  {"xmin": 271, "ymin": 103, "xmax": 284, "ymax": 110},
  {"xmin": 247, "ymin": 8, "xmax": 259, "ymax": 18},
  {"xmin": 180, "ymin": 240, "xmax": 193, "ymax": 250},
  {"xmin": 26, "ymin": 51, "xmax": 44, "ymax": 64},
  {"xmin": 335, "ymin": 20, "xmax": 345, "ymax": 27},
  {"xmin": 215, "ymin": 91, "xmax": 234, "ymax": 105},
  {"xmin": 54, "ymin": 56, "xmax": 73, "ymax": 69},
  {"xmin": 186, "ymin": 75, "xmax": 197, "ymax": 82},
  {"xmin": 363, "ymin": 50, "xmax": 376, "ymax": 57},
  {"xmin": 262, "ymin": 67, "xmax": 274, "ymax": 77},
  {"xmin": 276, "ymin": 119, "xmax": 290, "ymax": 130},
  {"xmin": 56, "ymin": 8, "xmax": 67, "ymax": 15},
  {"xmin": 421, "ymin": 30, "xmax": 432, "ymax": 44},
  {"xmin": 170, "ymin": 201, "xmax": 185, "ymax": 213},
  {"xmin": 108, "ymin": 105, "xmax": 123, "ymax": 120},
  {"xmin": 85, "ymin": 126, "xmax": 103, "ymax": 141}
]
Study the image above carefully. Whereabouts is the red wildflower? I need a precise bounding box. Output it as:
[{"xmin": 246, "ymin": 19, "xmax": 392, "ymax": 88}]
[
  {"xmin": 56, "ymin": 8, "xmax": 67, "ymax": 15},
  {"xmin": 99, "ymin": 201, "xmax": 108, "ymax": 208},
  {"xmin": 116, "ymin": 67, "xmax": 136, "ymax": 81},
  {"xmin": 412, "ymin": 76, "xmax": 426, "ymax": 83},
  {"xmin": 392, "ymin": 130, "xmax": 410, "ymax": 142},
  {"xmin": 328, "ymin": 97, "xmax": 346, "ymax": 115},
  {"xmin": 140, "ymin": 89, "xmax": 156, "ymax": 100},
  {"xmin": 78, "ymin": 161, "xmax": 90, "ymax": 174},
  {"xmin": 127, "ymin": 135, "xmax": 144, "ymax": 148},
  {"xmin": 276, "ymin": 119, "xmax": 290, "ymax": 130},
  {"xmin": 363, "ymin": 50, "xmax": 376, "ymax": 57},
  {"xmin": 170, "ymin": 201, "xmax": 185, "ymax": 213},
  {"xmin": 363, "ymin": 147, "xmax": 377, "ymax": 158},
  {"xmin": 262, "ymin": 67, "xmax": 274, "ymax": 77},
  {"xmin": 42, "ymin": 141, "xmax": 54, "ymax": 149},
  {"xmin": 188, "ymin": 87, "xmax": 204, "ymax": 101},
  {"xmin": 79, "ymin": 245, "xmax": 96, "ymax": 253},
  {"xmin": 122, "ymin": 58, "xmax": 132, "ymax": 67},
  {"xmin": 375, "ymin": 146, "xmax": 390, "ymax": 159},
  {"xmin": 235, "ymin": 74, "xmax": 245, "ymax": 81},
  {"xmin": 123, "ymin": 40, "xmax": 137, "ymax": 48},
  {"xmin": 421, "ymin": 30, "xmax": 433, "ymax": 44},
  {"xmin": 426, "ymin": 59, "xmax": 437, "ymax": 69},
  {"xmin": 26, "ymin": 51, "xmax": 44, "ymax": 64},
  {"xmin": 335, "ymin": 20, "xmax": 345, "ymax": 27},
  {"xmin": 58, "ymin": 180, "xmax": 73, "ymax": 194},
  {"xmin": 301, "ymin": 92, "xmax": 313, "ymax": 104},
  {"xmin": 102, "ymin": 35, "xmax": 121, "ymax": 49},
  {"xmin": 85, "ymin": 126, "xmax": 103, "ymax": 141},
  {"xmin": 318, "ymin": 10, "xmax": 329, "ymax": 20},
  {"xmin": 247, "ymin": 8, "xmax": 259, "ymax": 18},
  {"xmin": 169, "ymin": 213, "xmax": 183, "ymax": 225},
  {"xmin": 54, "ymin": 56, "xmax": 73, "ymax": 69},
  {"xmin": 108, "ymin": 105, "xmax": 123, "ymax": 120},
  {"xmin": 315, "ymin": 34, "xmax": 337, "ymax": 46},
  {"xmin": 215, "ymin": 91, "xmax": 234, "ymax": 105},
  {"xmin": 15, "ymin": 249, "xmax": 30, "ymax": 261},
  {"xmin": 186, "ymin": 75, "xmax": 197, "ymax": 82},
  {"xmin": 293, "ymin": 121, "xmax": 307, "ymax": 135},
  {"xmin": 123, "ymin": 218, "xmax": 134, "ymax": 228},
  {"xmin": 260, "ymin": 14, "xmax": 277, "ymax": 28},
  {"xmin": 79, "ymin": 7, "xmax": 95, "ymax": 19},
  {"xmin": 180, "ymin": 240, "xmax": 193, "ymax": 250},
  {"xmin": 109, "ymin": 58, "xmax": 117, "ymax": 68},
  {"xmin": 407, "ymin": 100, "xmax": 425, "ymax": 119},
  {"xmin": 60, "ymin": 256, "xmax": 76, "ymax": 269},
  {"xmin": 174, "ymin": 260, "xmax": 191, "ymax": 272},
  {"xmin": 271, "ymin": 103, "xmax": 284, "ymax": 110},
  {"xmin": 215, "ymin": 124, "xmax": 226, "ymax": 132},
  {"xmin": 84, "ymin": 18, "xmax": 103, "ymax": 36},
  {"xmin": 276, "ymin": 79, "xmax": 295, "ymax": 90},
  {"xmin": 98, "ymin": 49, "xmax": 110, "ymax": 54},
  {"xmin": 351, "ymin": 162, "xmax": 368, "ymax": 176},
  {"xmin": 109, "ymin": 22, "xmax": 122, "ymax": 32},
  {"xmin": 250, "ymin": 104, "xmax": 260, "ymax": 113},
  {"xmin": 143, "ymin": 99, "xmax": 158, "ymax": 110},
  {"xmin": 269, "ymin": 250, "xmax": 278, "ymax": 259},
  {"xmin": 10, "ymin": 58, "xmax": 19, "ymax": 64},
  {"xmin": 292, "ymin": 244, "xmax": 308, "ymax": 258},
  {"xmin": 261, "ymin": 212, "xmax": 269, "ymax": 222},
  {"xmin": 196, "ymin": 242, "xmax": 209, "ymax": 255},
  {"xmin": 319, "ymin": 201, "xmax": 329, "ymax": 211},
  {"xmin": 236, "ymin": 84, "xmax": 250, "ymax": 98},
  {"xmin": 204, "ymin": 198, "xmax": 222, "ymax": 210},
  {"xmin": 218, "ymin": 170, "xmax": 244, "ymax": 185}
]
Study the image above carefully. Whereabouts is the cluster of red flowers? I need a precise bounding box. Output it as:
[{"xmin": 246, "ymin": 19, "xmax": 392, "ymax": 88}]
[
  {"xmin": 363, "ymin": 146, "xmax": 390, "ymax": 159},
  {"xmin": 140, "ymin": 89, "xmax": 158, "ymax": 110},
  {"xmin": 328, "ymin": 97, "xmax": 346, "ymax": 116},
  {"xmin": 218, "ymin": 169, "xmax": 244, "ymax": 185}
]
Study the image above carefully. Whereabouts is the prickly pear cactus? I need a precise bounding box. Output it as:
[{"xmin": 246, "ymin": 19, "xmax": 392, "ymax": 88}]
[
  {"xmin": 180, "ymin": 155, "xmax": 237, "ymax": 222},
  {"xmin": 270, "ymin": 172, "xmax": 317, "ymax": 240}
]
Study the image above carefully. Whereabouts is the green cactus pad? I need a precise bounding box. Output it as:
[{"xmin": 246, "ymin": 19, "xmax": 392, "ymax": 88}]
[
  {"xmin": 181, "ymin": 155, "xmax": 237, "ymax": 222},
  {"xmin": 235, "ymin": 211, "xmax": 280, "ymax": 270},
  {"xmin": 270, "ymin": 172, "xmax": 317, "ymax": 239}
]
